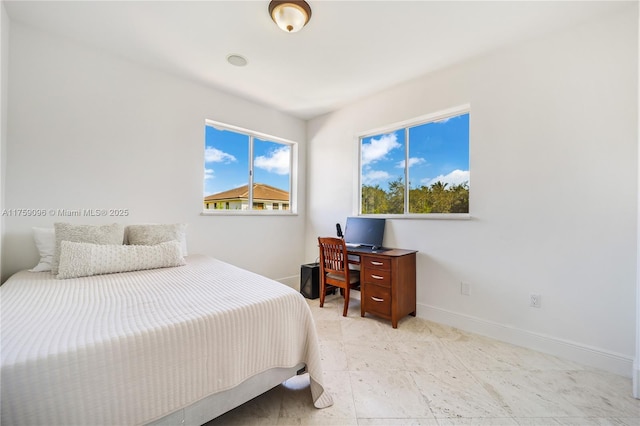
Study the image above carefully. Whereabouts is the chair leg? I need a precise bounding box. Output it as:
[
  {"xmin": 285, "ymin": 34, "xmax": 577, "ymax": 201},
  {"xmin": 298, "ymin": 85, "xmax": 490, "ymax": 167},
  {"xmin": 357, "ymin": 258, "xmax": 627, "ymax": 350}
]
[
  {"xmin": 319, "ymin": 278, "xmax": 325, "ymax": 308},
  {"xmin": 342, "ymin": 286, "xmax": 350, "ymax": 317}
]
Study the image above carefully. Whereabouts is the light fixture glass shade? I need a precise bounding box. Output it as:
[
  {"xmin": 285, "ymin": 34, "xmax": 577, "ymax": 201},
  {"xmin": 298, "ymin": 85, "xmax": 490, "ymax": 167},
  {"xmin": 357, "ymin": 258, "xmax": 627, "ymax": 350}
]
[{"xmin": 269, "ymin": 1, "xmax": 311, "ymax": 33}]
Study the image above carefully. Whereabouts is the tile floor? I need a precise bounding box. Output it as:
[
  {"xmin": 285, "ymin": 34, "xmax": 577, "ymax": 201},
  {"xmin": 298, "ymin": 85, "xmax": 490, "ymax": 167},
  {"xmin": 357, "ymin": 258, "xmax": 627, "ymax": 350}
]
[{"xmin": 206, "ymin": 292, "xmax": 640, "ymax": 425}]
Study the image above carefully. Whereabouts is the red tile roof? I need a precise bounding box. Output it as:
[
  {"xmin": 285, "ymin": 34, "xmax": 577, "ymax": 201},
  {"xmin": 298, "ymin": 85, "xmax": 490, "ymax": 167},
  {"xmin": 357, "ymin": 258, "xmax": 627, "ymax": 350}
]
[{"xmin": 204, "ymin": 183, "xmax": 289, "ymax": 202}]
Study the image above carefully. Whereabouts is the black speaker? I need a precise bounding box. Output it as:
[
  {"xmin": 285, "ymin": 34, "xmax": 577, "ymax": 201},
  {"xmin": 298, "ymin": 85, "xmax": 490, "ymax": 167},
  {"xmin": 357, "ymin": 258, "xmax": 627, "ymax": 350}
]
[{"xmin": 300, "ymin": 263, "xmax": 320, "ymax": 299}]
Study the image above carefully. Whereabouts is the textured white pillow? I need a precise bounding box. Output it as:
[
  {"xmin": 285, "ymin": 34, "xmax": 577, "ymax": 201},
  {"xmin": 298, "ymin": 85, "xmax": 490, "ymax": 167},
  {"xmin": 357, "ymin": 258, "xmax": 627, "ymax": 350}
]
[
  {"xmin": 52, "ymin": 223, "xmax": 125, "ymax": 274},
  {"xmin": 57, "ymin": 240, "xmax": 186, "ymax": 279},
  {"xmin": 125, "ymin": 224, "xmax": 188, "ymax": 256},
  {"xmin": 29, "ymin": 227, "xmax": 56, "ymax": 272}
]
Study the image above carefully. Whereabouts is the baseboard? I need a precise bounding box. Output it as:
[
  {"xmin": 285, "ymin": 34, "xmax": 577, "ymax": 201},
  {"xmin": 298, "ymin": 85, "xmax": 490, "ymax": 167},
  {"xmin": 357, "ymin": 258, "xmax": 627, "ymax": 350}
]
[
  {"xmin": 277, "ymin": 274, "xmax": 301, "ymax": 290},
  {"xmin": 417, "ymin": 303, "xmax": 634, "ymax": 379},
  {"xmin": 633, "ymin": 362, "xmax": 640, "ymax": 398}
]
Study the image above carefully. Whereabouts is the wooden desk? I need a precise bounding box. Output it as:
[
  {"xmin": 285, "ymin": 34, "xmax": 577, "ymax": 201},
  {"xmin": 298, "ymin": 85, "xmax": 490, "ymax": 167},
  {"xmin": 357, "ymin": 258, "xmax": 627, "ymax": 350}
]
[{"xmin": 348, "ymin": 247, "xmax": 417, "ymax": 328}]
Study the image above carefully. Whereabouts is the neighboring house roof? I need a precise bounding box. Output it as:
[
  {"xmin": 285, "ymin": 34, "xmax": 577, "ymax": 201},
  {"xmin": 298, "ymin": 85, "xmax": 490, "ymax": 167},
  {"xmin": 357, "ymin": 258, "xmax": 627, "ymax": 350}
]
[{"xmin": 204, "ymin": 183, "xmax": 289, "ymax": 202}]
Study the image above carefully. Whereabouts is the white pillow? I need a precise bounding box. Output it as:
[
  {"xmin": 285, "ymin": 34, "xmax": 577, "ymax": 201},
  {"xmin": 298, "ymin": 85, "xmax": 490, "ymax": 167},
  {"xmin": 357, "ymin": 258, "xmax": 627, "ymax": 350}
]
[
  {"xmin": 29, "ymin": 227, "xmax": 55, "ymax": 272},
  {"xmin": 52, "ymin": 223, "xmax": 125, "ymax": 274},
  {"xmin": 125, "ymin": 224, "xmax": 188, "ymax": 256},
  {"xmin": 57, "ymin": 240, "xmax": 186, "ymax": 279}
]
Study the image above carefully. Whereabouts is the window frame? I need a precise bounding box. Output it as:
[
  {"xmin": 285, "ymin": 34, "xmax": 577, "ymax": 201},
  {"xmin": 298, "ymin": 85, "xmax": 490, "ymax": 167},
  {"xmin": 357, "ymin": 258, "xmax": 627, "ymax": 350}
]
[
  {"xmin": 355, "ymin": 104, "xmax": 471, "ymax": 219},
  {"xmin": 202, "ymin": 119, "xmax": 298, "ymax": 216}
]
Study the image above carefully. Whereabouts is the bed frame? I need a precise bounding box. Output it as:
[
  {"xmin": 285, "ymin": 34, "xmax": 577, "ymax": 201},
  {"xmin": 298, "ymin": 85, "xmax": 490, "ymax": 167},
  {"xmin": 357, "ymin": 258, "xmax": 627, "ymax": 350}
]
[{"xmin": 148, "ymin": 363, "xmax": 307, "ymax": 425}]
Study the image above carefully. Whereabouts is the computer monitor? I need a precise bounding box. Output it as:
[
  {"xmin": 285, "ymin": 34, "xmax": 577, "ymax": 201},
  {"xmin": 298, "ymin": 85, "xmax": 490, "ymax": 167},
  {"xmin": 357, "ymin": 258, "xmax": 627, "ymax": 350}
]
[{"xmin": 343, "ymin": 217, "xmax": 385, "ymax": 249}]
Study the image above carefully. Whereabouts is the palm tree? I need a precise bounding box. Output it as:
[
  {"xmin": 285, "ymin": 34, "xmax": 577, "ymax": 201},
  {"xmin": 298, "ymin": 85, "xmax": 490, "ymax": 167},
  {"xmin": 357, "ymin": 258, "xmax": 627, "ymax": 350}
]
[{"xmin": 430, "ymin": 181, "xmax": 451, "ymax": 212}]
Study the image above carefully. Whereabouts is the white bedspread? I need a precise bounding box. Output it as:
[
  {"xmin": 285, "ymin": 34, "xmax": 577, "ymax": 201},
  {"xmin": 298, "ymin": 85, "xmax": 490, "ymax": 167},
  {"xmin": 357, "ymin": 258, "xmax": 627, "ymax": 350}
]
[{"xmin": 1, "ymin": 254, "xmax": 332, "ymax": 425}]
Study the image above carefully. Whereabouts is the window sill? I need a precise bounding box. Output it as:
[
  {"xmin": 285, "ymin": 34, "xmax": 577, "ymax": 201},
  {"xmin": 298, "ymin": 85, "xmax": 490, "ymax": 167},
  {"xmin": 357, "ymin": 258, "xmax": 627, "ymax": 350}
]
[
  {"xmin": 200, "ymin": 210, "xmax": 298, "ymax": 217},
  {"xmin": 359, "ymin": 213, "xmax": 472, "ymax": 220}
]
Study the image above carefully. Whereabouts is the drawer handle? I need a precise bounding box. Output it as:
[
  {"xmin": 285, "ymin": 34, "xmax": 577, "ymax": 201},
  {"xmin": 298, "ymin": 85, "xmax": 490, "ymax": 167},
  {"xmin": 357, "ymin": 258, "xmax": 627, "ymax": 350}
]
[
  {"xmin": 371, "ymin": 274, "xmax": 384, "ymax": 280},
  {"xmin": 370, "ymin": 261, "xmax": 384, "ymax": 266},
  {"xmin": 371, "ymin": 296, "xmax": 385, "ymax": 302}
]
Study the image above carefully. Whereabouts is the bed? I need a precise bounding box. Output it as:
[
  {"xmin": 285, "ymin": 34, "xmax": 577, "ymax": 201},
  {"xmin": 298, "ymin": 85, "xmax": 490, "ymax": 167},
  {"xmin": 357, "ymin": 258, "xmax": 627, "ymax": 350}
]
[{"xmin": 0, "ymin": 253, "xmax": 333, "ymax": 425}]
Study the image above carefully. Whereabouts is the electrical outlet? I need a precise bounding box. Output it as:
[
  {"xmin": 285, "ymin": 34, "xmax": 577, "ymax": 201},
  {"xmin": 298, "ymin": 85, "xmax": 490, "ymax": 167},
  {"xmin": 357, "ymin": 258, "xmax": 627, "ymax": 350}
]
[
  {"xmin": 460, "ymin": 282, "xmax": 470, "ymax": 296},
  {"xmin": 530, "ymin": 294, "xmax": 541, "ymax": 308}
]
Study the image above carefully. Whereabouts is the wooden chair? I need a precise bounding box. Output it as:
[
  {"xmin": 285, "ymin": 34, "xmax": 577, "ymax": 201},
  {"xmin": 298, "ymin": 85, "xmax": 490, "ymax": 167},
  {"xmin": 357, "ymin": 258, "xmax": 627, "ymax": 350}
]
[{"xmin": 318, "ymin": 237, "xmax": 361, "ymax": 317}]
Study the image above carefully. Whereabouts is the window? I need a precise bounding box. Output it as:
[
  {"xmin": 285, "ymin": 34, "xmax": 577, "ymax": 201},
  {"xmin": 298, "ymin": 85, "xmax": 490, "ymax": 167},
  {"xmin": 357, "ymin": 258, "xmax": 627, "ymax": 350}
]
[
  {"xmin": 203, "ymin": 121, "xmax": 295, "ymax": 213},
  {"xmin": 360, "ymin": 107, "xmax": 469, "ymax": 215}
]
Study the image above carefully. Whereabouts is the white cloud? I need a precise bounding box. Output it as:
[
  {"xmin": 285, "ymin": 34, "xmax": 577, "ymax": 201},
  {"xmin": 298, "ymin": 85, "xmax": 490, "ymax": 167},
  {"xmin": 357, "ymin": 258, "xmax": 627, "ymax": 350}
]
[
  {"xmin": 205, "ymin": 147, "xmax": 236, "ymax": 163},
  {"xmin": 362, "ymin": 134, "xmax": 401, "ymax": 166},
  {"xmin": 397, "ymin": 157, "xmax": 425, "ymax": 168},
  {"xmin": 254, "ymin": 146, "xmax": 290, "ymax": 175},
  {"xmin": 362, "ymin": 170, "xmax": 392, "ymax": 185},
  {"xmin": 422, "ymin": 169, "xmax": 470, "ymax": 187},
  {"xmin": 204, "ymin": 168, "xmax": 214, "ymax": 180}
]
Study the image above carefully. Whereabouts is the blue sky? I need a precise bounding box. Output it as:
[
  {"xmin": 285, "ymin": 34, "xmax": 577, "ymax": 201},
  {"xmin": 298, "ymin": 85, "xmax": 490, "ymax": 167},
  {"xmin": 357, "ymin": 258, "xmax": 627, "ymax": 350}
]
[
  {"xmin": 361, "ymin": 113, "xmax": 469, "ymax": 190},
  {"xmin": 204, "ymin": 126, "xmax": 290, "ymax": 196}
]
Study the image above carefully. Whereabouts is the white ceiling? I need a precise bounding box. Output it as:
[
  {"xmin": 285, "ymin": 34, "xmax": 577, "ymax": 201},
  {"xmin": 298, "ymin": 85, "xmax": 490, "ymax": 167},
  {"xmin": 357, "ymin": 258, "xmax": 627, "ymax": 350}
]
[{"xmin": 4, "ymin": 0, "xmax": 632, "ymax": 120}]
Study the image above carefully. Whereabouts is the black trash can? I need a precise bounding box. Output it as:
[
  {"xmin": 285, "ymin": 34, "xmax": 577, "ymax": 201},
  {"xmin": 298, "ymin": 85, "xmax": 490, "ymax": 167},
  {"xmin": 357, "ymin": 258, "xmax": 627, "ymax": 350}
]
[{"xmin": 300, "ymin": 263, "xmax": 320, "ymax": 299}]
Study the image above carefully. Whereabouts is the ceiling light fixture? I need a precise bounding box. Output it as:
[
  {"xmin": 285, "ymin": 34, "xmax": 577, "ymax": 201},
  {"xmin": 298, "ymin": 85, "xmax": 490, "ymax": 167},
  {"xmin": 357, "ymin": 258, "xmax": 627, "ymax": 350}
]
[{"xmin": 268, "ymin": 1, "xmax": 312, "ymax": 33}]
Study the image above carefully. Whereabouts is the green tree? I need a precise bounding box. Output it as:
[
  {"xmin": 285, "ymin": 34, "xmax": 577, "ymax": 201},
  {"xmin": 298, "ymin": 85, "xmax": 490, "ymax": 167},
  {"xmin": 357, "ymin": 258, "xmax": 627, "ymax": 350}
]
[
  {"xmin": 449, "ymin": 182, "xmax": 469, "ymax": 213},
  {"xmin": 361, "ymin": 184, "xmax": 388, "ymax": 214},
  {"xmin": 386, "ymin": 177, "xmax": 405, "ymax": 214},
  {"xmin": 362, "ymin": 179, "xmax": 468, "ymax": 214},
  {"xmin": 409, "ymin": 185, "xmax": 431, "ymax": 213},
  {"xmin": 429, "ymin": 181, "xmax": 450, "ymax": 213}
]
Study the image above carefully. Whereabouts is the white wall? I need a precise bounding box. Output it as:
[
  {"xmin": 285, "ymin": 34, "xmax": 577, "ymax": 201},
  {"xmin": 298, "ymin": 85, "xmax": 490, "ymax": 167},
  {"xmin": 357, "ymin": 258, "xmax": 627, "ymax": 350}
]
[
  {"xmin": 0, "ymin": 1, "xmax": 9, "ymax": 281},
  {"xmin": 3, "ymin": 22, "xmax": 307, "ymax": 285},
  {"xmin": 306, "ymin": 6, "xmax": 638, "ymax": 377},
  {"xmin": 634, "ymin": 0, "xmax": 640, "ymax": 400}
]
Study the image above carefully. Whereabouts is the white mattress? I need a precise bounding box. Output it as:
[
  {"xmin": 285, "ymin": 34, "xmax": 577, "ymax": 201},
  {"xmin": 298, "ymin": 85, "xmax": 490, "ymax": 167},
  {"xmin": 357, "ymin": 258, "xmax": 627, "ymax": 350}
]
[{"xmin": 1, "ymin": 254, "xmax": 332, "ymax": 425}]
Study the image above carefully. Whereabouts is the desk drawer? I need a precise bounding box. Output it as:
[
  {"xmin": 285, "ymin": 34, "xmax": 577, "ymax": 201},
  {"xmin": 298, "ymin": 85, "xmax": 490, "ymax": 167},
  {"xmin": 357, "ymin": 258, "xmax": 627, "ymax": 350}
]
[
  {"xmin": 362, "ymin": 257, "xmax": 390, "ymax": 270},
  {"xmin": 363, "ymin": 283, "xmax": 391, "ymax": 317},
  {"xmin": 362, "ymin": 268, "xmax": 391, "ymax": 286}
]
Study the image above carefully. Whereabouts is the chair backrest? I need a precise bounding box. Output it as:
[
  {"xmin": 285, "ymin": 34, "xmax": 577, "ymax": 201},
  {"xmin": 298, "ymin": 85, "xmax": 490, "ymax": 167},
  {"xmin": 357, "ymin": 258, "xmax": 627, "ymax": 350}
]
[{"xmin": 317, "ymin": 237, "xmax": 349, "ymax": 283}]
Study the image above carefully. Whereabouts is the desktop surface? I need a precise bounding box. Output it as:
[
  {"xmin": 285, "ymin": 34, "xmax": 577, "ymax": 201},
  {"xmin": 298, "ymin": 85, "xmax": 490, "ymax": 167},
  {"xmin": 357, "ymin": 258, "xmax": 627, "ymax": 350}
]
[
  {"xmin": 346, "ymin": 246, "xmax": 390, "ymax": 254},
  {"xmin": 346, "ymin": 246, "xmax": 417, "ymax": 258}
]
